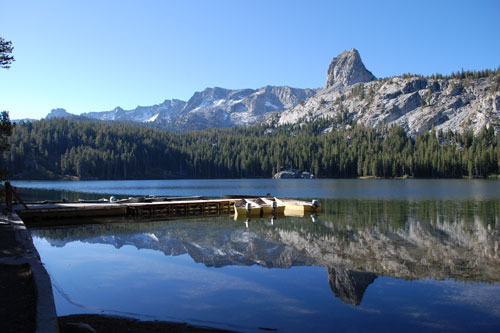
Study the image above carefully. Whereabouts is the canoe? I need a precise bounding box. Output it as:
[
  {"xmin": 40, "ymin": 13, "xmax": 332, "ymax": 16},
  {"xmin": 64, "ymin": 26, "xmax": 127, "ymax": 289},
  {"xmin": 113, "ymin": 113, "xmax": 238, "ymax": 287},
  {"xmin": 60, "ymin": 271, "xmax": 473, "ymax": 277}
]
[
  {"xmin": 274, "ymin": 197, "xmax": 321, "ymax": 216},
  {"xmin": 260, "ymin": 197, "xmax": 285, "ymax": 216},
  {"xmin": 234, "ymin": 199, "xmax": 262, "ymax": 218}
]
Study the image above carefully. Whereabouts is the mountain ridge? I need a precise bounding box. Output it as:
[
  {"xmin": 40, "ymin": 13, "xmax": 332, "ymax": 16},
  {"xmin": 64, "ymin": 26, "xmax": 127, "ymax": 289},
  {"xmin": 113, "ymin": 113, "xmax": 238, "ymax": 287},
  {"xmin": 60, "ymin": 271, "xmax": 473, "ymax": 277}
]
[
  {"xmin": 63, "ymin": 85, "xmax": 316, "ymax": 132},
  {"xmin": 35, "ymin": 48, "xmax": 500, "ymax": 135},
  {"xmin": 277, "ymin": 49, "xmax": 500, "ymax": 136}
]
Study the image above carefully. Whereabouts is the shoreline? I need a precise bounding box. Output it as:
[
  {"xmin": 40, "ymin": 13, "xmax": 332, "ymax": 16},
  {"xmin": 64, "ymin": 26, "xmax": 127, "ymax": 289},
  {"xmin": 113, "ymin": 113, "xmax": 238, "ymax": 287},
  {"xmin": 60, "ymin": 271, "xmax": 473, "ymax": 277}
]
[
  {"xmin": 0, "ymin": 211, "xmax": 58, "ymax": 332},
  {"xmin": 7, "ymin": 174, "xmax": 500, "ymax": 181}
]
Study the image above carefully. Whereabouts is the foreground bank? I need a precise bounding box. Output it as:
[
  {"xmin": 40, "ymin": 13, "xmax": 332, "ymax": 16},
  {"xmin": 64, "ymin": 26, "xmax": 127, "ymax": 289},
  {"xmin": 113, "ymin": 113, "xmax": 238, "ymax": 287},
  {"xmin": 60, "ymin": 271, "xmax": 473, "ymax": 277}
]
[{"xmin": 0, "ymin": 212, "xmax": 58, "ymax": 332}]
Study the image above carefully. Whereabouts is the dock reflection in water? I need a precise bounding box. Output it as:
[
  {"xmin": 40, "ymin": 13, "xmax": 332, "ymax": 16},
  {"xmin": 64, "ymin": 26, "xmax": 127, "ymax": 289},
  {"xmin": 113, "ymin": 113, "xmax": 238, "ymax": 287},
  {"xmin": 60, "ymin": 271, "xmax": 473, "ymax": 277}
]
[{"xmin": 31, "ymin": 199, "xmax": 500, "ymax": 332}]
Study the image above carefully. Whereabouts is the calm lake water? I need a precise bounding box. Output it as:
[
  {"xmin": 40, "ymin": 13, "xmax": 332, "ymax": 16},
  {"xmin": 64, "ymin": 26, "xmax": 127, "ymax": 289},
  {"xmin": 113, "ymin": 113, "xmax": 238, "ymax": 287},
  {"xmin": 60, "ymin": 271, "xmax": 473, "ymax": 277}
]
[
  {"xmin": 12, "ymin": 178, "xmax": 500, "ymax": 200},
  {"xmin": 15, "ymin": 179, "xmax": 500, "ymax": 332}
]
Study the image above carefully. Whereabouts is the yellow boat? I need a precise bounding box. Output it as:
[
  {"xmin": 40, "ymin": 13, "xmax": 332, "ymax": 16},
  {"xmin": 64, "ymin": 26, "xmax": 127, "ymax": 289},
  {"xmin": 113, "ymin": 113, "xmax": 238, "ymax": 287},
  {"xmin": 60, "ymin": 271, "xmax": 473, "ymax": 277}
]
[
  {"xmin": 260, "ymin": 197, "xmax": 285, "ymax": 216},
  {"xmin": 249, "ymin": 198, "xmax": 273, "ymax": 216},
  {"xmin": 234, "ymin": 199, "xmax": 262, "ymax": 218},
  {"xmin": 233, "ymin": 213, "xmax": 248, "ymax": 222},
  {"xmin": 274, "ymin": 197, "xmax": 321, "ymax": 216},
  {"xmin": 234, "ymin": 199, "xmax": 248, "ymax": 217}
]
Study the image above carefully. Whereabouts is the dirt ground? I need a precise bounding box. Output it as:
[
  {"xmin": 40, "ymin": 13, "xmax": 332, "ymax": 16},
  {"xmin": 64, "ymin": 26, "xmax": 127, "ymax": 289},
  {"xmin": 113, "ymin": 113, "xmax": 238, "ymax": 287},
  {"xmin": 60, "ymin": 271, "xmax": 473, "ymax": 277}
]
[{"xmin": 0, "ymin": 223, "xmax": 37, "ymax": 333}]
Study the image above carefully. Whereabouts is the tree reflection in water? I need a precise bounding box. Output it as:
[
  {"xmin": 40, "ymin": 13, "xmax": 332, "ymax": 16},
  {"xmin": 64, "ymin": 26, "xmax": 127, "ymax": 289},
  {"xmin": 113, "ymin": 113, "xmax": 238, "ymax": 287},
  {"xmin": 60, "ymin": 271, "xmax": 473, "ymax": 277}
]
[{"xmin": 31, "ymin": 198, "xmax": 500, "ymax": 306}]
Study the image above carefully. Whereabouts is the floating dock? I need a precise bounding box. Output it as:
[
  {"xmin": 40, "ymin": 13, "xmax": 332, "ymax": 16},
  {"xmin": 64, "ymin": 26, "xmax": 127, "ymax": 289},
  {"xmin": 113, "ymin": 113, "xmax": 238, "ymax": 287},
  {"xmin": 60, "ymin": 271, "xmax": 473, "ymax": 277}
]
[
  {"xmin": 14, "ymin": 198, "xmax": 237, "ymax": 222},
  {"xmin": 5, "ymin": 179, "xmax": 320, "ymax": 225}
]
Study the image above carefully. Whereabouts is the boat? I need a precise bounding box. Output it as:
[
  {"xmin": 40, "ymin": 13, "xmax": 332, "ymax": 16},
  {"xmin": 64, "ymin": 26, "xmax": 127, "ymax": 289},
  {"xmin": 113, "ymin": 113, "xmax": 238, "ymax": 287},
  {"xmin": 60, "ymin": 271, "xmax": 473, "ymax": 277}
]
[
  {"xmin": 233, "ymin": 213, "xmax": 248, "ymax": 222},
  {"xmin": 248, "ymin": 198, "xmax": 273, "ymax": 216},
  {"xmin": 245, "ymin": 199, "xmax": 263, "ymax": 217},
  {"xmin": 260, "ymin": 197, "xmax": 285, "ymax": 216},
  {"xmin": 274, "ymin": 197, "xmax": 321, "ymax": 216},
  {"xmin": 234, "ymin": 199, "xmax": 248, "ymax": 217},
  {"xmin": 233, "ymin": 199, "xmax": 262, "ymax": 218}
]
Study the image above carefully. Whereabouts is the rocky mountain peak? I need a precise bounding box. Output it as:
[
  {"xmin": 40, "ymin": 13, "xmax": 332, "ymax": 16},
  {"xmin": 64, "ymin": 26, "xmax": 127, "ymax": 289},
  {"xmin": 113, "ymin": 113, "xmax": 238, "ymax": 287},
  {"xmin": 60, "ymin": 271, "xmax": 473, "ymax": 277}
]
[
  {"xmin": 325, "ymin": 48, "xmax": 376, "ymax": 90},
  {"xmin": 45, "ymin": 108, "xmax": 73, "ymax": 119}
]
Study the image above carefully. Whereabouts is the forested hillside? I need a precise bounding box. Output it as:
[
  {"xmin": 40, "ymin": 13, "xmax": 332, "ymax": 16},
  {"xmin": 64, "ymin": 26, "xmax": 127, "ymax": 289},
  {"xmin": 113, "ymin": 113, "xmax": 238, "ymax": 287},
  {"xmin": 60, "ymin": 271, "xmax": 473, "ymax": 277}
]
[{"xmin": 2, "ymin": 118, "xmax": 500, "ymax": 180}]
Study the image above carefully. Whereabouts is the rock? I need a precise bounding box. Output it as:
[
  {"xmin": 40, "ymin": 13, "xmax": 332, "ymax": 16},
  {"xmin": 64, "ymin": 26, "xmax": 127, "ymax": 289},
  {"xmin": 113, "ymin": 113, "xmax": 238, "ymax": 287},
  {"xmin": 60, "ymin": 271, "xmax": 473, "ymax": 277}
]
[
  {"xmin": 449, "ymin": 83, "xmax": 464, "ymax": 96},
  {"xmin": 299, "ymin": 171, "xmax": 314, "ymax": 179},
  {"xmin": 273, "ymin": 170, "xmax": 299, "ymax": 179},
  {"xmin": 273, "ymin": 170, "xmax": 315, "ymax": 179},
  {"xmin": 82, "ymin": 100, "xmax": 186, "ymax": 123},
  {"xmin": 45, "ymin": 108, "xmax": 75, "ymax": 119},
  {"xmin": 42, "ymin": 48, "xmax": 499, "ymax": 136},
  {"xmin": 78, "ymin": 86, "xmax": 316, "ymax": 132},
  {"xmin": 278, "ymin": 49, "xmax": 500, "ymax": 136},
  {"xmin": 402, "ymin": 78, "xmax": 428, "ymax": 94},
  {"xmin": 324, "ymin": 48, "xmax": 376, "ymax": 90}
]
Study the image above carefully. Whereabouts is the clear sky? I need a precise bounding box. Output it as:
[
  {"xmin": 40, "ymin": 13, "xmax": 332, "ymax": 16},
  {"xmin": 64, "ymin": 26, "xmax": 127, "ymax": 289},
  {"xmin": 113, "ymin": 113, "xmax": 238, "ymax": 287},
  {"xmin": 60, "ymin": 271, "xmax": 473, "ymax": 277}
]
[{"xmin": 1, "ymin": 0, "xmax": 499, "ymax": 120}]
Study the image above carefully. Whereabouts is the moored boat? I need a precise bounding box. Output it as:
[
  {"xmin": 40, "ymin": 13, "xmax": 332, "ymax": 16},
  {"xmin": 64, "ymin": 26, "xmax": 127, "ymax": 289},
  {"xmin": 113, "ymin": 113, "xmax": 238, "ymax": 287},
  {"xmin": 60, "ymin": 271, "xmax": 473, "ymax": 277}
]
[
  {"xmin": 260, "ymin": 197, "xmax": 285, "ymax": 216},
  {"xmin": 274, "ymin": 197, "xmax": 321, "ymax": 216},
  {"xmin": 234, "ymin": 199, "xmax": 262, "ymax": 218},
  {"xmin": 250, "ymin": 198, "xmax": 273, "ymax": 216},
  {"xmin": 234, "ymin": 199, "xmax": 248, "ymax": 218}
]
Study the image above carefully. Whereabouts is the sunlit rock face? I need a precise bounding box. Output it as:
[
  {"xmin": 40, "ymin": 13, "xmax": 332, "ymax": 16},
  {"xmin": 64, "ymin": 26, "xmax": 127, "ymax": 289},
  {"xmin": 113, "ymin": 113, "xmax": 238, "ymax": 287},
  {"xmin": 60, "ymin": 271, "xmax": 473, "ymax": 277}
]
[
  {"xmin": 277, "ymin": 50, "xmax": 500, "ymax": 136},
  {"xmin": 324, "ymin": 48, "xmax": 376, "ymax": 90},
  {"xmin": 78, "ymin": 86, "xmax": 316, "ymax": 132},
  {"xmin": 45, "ymin": 108, "xmax": 76, "ymax": 119}
]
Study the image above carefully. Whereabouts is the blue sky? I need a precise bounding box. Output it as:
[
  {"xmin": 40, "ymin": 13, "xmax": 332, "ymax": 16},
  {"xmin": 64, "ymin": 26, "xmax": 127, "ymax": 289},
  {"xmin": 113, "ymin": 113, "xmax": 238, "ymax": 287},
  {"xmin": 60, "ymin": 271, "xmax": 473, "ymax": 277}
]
[{"xmin": 1, "ymin": 0, "xmax": 499, "ymax": 120}]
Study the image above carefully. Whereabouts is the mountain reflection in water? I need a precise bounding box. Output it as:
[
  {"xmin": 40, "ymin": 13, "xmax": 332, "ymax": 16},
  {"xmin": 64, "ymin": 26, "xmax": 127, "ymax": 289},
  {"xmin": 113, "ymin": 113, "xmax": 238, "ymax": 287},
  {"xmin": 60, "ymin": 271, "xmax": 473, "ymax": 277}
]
[{"xmin": 32, "ymin": 199, "xmax": 500, "ymax": 307}]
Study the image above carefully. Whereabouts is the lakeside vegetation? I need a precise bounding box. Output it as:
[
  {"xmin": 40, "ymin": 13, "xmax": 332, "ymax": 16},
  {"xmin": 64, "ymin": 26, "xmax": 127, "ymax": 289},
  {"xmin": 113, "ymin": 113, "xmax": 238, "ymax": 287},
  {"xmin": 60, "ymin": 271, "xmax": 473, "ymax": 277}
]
[{"xmin": 2, "ymin": 117, "xmax": 500, "ymax": 180}]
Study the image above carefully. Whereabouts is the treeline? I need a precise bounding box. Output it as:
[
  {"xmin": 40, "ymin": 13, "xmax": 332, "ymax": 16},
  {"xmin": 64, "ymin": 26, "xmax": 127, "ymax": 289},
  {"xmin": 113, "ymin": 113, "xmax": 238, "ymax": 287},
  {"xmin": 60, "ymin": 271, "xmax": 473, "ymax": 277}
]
[
  {"xmin": 380, "ymin": 66, "xmax": 500, "ymax": 92},
  {"xmin": 2, "ymin": 118, "xmax": 500, "ymax": 180}
]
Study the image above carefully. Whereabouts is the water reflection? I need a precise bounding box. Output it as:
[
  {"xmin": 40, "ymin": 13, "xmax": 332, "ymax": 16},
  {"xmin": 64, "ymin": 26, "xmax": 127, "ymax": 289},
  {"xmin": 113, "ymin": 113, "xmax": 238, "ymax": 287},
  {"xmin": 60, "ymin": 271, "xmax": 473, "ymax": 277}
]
[{"xmin": 32, "ymin": 199, "xmax": 500, "ymax": 308}]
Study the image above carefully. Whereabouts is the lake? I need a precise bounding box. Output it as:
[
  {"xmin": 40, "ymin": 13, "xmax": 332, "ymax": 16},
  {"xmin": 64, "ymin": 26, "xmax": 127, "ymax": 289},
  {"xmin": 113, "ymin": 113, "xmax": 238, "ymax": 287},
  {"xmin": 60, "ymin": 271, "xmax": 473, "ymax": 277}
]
[
  {"xmin": 14, "ymin": 179, "xmax": 500, "ymax": 332},
  {"xmin": 12, "ymin": 178, "xmax": 500, "ymax": 200}
]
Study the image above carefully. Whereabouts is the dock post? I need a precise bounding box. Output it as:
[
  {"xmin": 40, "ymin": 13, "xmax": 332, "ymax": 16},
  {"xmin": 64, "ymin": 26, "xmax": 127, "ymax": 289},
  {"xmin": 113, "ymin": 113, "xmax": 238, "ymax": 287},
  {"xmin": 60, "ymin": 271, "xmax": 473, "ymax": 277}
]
[
  {"xmin": 5, "ymin": 181, "xmax": 12, "ymax": 211},
  {"xmin": 311, "ymin": 200, "xmax": 319, "ymax": 213}
]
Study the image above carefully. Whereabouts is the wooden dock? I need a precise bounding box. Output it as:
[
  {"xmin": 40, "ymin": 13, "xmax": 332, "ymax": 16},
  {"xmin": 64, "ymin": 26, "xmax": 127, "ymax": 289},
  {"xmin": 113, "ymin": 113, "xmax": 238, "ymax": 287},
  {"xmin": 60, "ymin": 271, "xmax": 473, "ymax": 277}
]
[
  {"xmin": 6, "ymin": 180, "xmax": 320, "ymax": 224},
  {"xmin": 14, "ymin": 198, "xmax": 236, "ymax": 222}
]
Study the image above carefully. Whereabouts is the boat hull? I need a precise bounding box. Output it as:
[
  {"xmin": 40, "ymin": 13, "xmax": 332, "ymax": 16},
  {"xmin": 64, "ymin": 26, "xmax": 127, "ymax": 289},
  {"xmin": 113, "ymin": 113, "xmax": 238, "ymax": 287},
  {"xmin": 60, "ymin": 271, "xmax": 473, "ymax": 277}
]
[
  {"xmin": 260, "ymin": 197, "xmax": 285, "ymax": 216},
  {"xmin": 234, "ymin": 199, "xmax": 262, "ymax": 218},
  {"xmin": 275, "ymin": 198, "xmax": 321, "ymax": 216}
]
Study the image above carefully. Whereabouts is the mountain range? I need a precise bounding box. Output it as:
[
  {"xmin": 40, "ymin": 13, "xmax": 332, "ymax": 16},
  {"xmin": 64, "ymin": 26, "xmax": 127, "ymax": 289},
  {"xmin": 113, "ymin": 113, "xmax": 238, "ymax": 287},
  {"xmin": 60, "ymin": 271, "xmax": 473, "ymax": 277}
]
[
  {"xmin": 42, "ymin": 48, "xmax": 500, "ymax": 135},
  {"xmin": 46, "ymin": 86, "xmax": 316, "ymax": 132}
]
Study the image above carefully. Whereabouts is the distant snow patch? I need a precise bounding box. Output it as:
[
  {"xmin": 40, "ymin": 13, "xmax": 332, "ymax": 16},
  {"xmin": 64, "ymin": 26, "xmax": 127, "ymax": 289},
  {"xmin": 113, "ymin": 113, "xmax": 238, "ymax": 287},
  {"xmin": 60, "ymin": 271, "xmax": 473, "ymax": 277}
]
[
  {"xmin": 145, "ymin": 113, "xmax": 159, "ymax": 122},
  {"xmin": 265, "ymin": 101, "xmax": 279, "ymax": 109}
]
